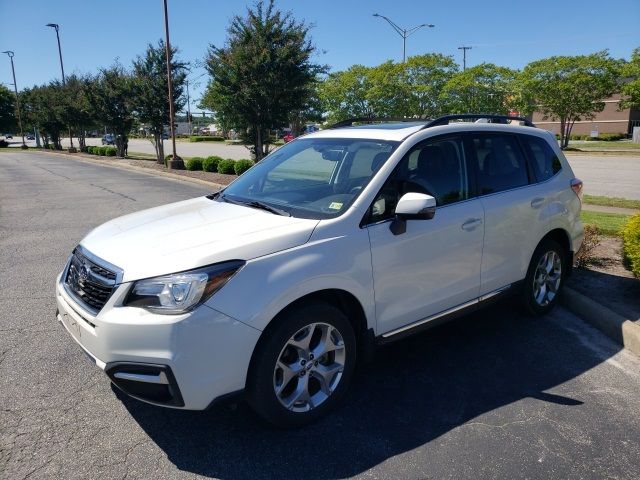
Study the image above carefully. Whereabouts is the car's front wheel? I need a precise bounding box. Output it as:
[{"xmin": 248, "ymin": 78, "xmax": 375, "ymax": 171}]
[
  {"xmin": 522, "ymin": 239, "xmax": 566, "ymax": 316},
  {"xmin": 247, "ymin": 302, "xmax": 356, "ymax": 428}
]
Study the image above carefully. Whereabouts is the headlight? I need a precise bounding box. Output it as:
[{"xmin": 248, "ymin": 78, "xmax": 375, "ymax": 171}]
[{"xmin": 124, "ymin": 260, "xmax": 244, "ymax": 314}]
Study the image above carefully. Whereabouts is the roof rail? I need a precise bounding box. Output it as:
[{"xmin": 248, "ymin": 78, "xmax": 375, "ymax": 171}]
[
  {"xmin": 422, "ymin": 114, "xmax": 535, "ymax": 129},
  {"xmin": 328, "ymin": 117, "xmax": 429, "ymax": 129}
]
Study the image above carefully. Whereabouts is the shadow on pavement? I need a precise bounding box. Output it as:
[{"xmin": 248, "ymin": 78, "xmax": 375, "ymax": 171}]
[{"xmin": 117, "ymin": 303, "xmax": 610, "ymax": 479}]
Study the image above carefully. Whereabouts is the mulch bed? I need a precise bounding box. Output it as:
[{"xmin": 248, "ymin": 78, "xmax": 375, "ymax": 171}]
[{"xmin": 568, "ymin": 236, "xmax": 640, "ymax": 323}]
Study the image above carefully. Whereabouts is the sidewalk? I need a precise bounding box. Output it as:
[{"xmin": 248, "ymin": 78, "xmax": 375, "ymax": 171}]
[{"xmin": 581, "ymin": 204, "xmax": 639, "ymax": 215}]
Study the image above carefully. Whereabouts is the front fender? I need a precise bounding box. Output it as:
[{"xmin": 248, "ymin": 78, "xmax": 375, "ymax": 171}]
[{"xmin": 205, "ymin": 228, "xmax": 376, "ymax": 333}]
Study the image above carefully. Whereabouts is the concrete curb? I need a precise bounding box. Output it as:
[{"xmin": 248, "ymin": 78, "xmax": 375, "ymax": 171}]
[
  {"xmin": 26, "ymin": 149, "xmax": 227, "ymax": 190},
  {"xmin": 563, "ymin": 287, "xmax": 640, "ymax": 357}
]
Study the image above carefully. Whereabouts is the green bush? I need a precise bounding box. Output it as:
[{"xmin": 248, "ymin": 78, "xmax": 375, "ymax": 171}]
[
  {"xmin": 189, "ymin": 136, "xmax": 225, "ymax": 142},
  {"xmin": 98, "ymin": 146, "xmax": 109, "ymax": 156},
  {"xmin": 0, "ymin": 139, "xmax": 9, "ymax": 148},
  {"xmin": 217, "ymin": 159, "xmax": 236, "ymax": 174},
  {"xmin": 80, "ymin": 146, "xmax": 89, "ymax": 153},
  {"xmin": 185, "ymin": 157, "xmax": 204, "ymax": 171},
  {"xmin": 105, "ymin": 147, "xmax": 116, "ymax": 156},
  {"xmin": 203, "ymin": 156, "xmax": 222, "ymax": 172},
  {"xmin": 622, "ymin": 213, "xmax": 640, "ymax": 278},
  {"xmin": 234, "ymin": 159, "xmax": 254, "ymax": 175}
]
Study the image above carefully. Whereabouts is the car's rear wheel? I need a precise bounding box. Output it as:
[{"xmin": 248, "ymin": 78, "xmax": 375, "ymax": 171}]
[
  {"xmin": 247, "ymin": 302, "xmax": 356, "ymax": 428},
  {"xmin": 522, "ymin": 239, "xmax": 566, "ymax": 316}
]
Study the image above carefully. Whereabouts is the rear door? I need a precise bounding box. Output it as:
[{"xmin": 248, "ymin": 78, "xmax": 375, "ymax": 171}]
[{"xmin": 468, "ymin": 131, "xmax": 545, "ymax": 295}]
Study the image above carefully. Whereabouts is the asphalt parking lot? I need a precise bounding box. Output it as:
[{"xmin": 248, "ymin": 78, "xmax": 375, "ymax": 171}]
[{"xmin": 2, "ymin": 151, "xmax": 640, "ymax": 480}]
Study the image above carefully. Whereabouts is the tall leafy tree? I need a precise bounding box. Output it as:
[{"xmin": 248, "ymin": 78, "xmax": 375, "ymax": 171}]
[
  {"xmin": 519, "ymin": 51, "xmax": 620, "ymax": 148},
  {"xmin": 319, "ymin": 65, "xmax": 376, "ymax": 123},
  {"xmin": 441, "ymin": 63, "xmax": 517, "ymax": 115},
  {"xmin": 204, "ymin": 0, "xmax": 324, "ymax": 160},
  {"xmin": 620, "ymin": 47, "xmax": 640, "ymax": 110},
  {"xmin": 133, "ymin": 40, "xmax": 188, "ymax": 164},
  {"xmin": 402, "ymin": 54, "xmax": 459, "ymax": 117},
  {"xmin": 0, "ymin": 84, "xmax": 17, "ymax": 134},
  {"xmin": 21, "ymin": 83, "xmax": 67, "ymax": 149},
  {"xmin": 60, "ymin": 74, "xmax": 97, "ymax": 150},
  {"xmin": 87, "ymin": 65, "xmax": 138, "ymax": 157}
]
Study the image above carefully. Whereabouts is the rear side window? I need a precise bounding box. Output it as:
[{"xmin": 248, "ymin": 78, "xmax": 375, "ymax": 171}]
[
  {"xmin": 470, "ymin": 134, "xmax": 529, "ymax": 195},
  {"xmin": 521, "ymin": 135, "xmax": 562, "ymax": 182}
]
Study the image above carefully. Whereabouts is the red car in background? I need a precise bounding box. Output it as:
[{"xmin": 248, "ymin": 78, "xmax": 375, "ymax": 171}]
[{"xmin": 283, "ymin": 132, "xmax": 295, "ymax": 143}]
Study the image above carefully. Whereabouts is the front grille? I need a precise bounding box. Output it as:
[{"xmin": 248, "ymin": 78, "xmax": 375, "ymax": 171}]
[{"xmin": 64, "ymin": 247, "xmax": 119, "ymax": 314}]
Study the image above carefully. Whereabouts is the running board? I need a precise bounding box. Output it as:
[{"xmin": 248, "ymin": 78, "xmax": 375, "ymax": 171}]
[{"xmin": 381, "ymin": 284, "xmax": 512, "ymax": 339}]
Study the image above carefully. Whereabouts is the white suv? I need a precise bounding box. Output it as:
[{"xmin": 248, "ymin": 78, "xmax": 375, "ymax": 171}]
[{"xmin": 56, "ymin": 115, "xmax": 584, "ymax": 427}]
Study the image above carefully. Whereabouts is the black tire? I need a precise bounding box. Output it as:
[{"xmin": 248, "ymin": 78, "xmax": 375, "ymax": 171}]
[
  {"xmin": 522, "ymin": 238, "xmax": 566, "ymax": 316},
  {"xmin": 246, "ymin": 302, "xmax": 357, "ymax": 428}
]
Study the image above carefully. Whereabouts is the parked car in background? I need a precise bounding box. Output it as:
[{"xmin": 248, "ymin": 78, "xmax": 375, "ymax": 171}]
[
  {"xmin": 4, "ymin": 134, "xmax": 13, "ymax": 139},
  {"xmin": 283, "ymin": 132, "xmax": 295, "ymax": 143},
  {"xmin": 26, "ymin": 134, "xmax": 35, "ymax": 140},
  {"xmin": 101, "ymin": 134, "xmax": 115, "ymax": 145},
  {"xmin": 56, "ymin": 114, "xmax": 583, "ymax": 428}
]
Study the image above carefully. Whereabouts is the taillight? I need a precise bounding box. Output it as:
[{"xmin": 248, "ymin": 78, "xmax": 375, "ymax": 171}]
[{"xmin": 571, "ymin": 178, "xmax": 583, "ymax": 203}]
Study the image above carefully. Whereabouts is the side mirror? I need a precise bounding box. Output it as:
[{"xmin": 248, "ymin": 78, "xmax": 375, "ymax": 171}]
[{"xmin": 390, "ymin": 193, "xmax": 436, "ymax": 235}]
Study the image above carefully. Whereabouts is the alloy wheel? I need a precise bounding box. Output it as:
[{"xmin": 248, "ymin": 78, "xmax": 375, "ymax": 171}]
[
  {"xmin": 532, "ymin": 250, "xmax": 562, "ymax": 307},
  {"xmin": 273, "ymin": 322, "xmax": 346, "ymax": 412}
]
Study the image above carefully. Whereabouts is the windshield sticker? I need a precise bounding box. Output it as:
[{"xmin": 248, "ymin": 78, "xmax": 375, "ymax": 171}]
[{"xmin": 328, "ymin": 202, "xmax": 343, "ymax": 210}]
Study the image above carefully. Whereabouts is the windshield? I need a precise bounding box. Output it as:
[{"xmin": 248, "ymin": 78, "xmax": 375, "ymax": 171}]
[{"xmin": 217, "ymin": 138, "xmax": 399, "ymax": 219}]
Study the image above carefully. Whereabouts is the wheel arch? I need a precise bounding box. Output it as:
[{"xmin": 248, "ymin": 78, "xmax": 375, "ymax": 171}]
[
  {"xmin": 247, "ymin": 289, "xmax": 373, "ymax": 383},
  {"xmin": 537, "ymin": 228, "xmax": 573, "ymax": 275}
]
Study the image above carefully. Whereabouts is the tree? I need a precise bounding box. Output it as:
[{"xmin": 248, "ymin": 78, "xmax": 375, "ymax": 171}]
[
  {"xmin": 441, "ymin": 63, "xmax": 517, "ymax": 115},
  {"xmin": 204, "ymin": 0, "xmax": 324, "ymax": 160},
  {"xmin": 21, "ymin": 83, "xmax": 67, "ymax": 149},
  {"xmin": 87, "ymin": 65, "xmax": 137, "ymax": 157},
  {"xmin": 60, "ymin": 74, "xmax": 97, "ymax": 150},
  {"xmin": 318, "ymin": 54, "xmax": 459, "ymax": 124},
  {"xmin": 519, "ymin": 51, "xmax": 620, "ymax": 148},
  {"xmin": 0, "ymin": 84, "xmax": 17, "ymax": 133},
  {"xmin": 620, "ymin": 47, "xmax": 640, "ymax": 110},
  {"xmin": 319, "ymin": 65, "xmax": 376, "ymax": 123},
  {"xmin": 133, "ymin": 40, "xmax": 188, "ymax": 164}
]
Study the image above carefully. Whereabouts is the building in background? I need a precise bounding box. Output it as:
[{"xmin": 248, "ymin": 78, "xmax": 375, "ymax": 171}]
[{"xmin": 532, "ymin": 93, "xmax": 640, "ymax": 136}]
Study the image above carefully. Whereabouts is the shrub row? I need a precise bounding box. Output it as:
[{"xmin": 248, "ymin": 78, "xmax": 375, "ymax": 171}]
[
  {"xmin": 558, "ymin": 133, "xmax": 628, "ymax": 141},
  {"xmin": 622, "ymin": 213, "xmax": 640, "ymax": 278},
  {"xmin": 183, "ymin": 155, "xmax": 254, "ymax": 175},
  {"xmin": 86, "ymin": 145, "xmax": 116, "ymax": 156},
  {"xmin": 189, "ymin": 136, "xmax": 225, "ymax": 142},
  {"xmin": 0, "ymin": 139, "xmax": 8, "ymax": 148}
]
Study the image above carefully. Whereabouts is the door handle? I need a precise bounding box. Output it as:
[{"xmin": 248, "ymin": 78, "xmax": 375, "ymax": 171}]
[
  {"xmin": 461, "ymin": 218, "xmax": 483, "ymax": 231},
  {"xmin": 531, "ymin": 197, "xmax": 545, "ymax": 209}
]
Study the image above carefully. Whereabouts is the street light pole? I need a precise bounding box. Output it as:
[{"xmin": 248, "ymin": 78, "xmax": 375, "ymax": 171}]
[
  {"xmin": 458, "ymin": 46, "xmax": 472, "ymax": 71},
  {"xmin": 373, "ymin": 14, "xmax": 434, "ymax": 63},
  {"xmin": 2, "ymin": 51, "xmax": 25, "ymax": 148},
  {"xmin": 162, "ymin": 0, "xmax": 182, "ymax": 169},
  {"xmin": 46, "ymin": 23, "xmax": 74, "ymax": 149}
]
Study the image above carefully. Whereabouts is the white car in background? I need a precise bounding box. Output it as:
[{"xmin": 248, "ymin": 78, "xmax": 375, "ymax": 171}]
[{"xmin": 56, "ymin": 114, "xmax": 584, "ymax": 427}]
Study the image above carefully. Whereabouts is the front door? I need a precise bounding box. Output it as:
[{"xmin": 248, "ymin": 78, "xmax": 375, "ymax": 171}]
[{"xmin": 365, "ymin": 135, "xmax": 485, "ymax": 335}]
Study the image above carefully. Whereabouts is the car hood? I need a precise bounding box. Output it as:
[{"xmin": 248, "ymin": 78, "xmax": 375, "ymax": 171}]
[{"xmin": 80, "ymin": 196, "xmax": 319, "ymax": 282}]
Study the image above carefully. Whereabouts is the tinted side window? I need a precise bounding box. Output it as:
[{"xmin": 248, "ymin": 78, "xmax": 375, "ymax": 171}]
[
  {"xmin": 368, "ymin": 136, "xmax": 467, "ymax": 223},
  {"xmin": 471, "ymin": 134, "xmax": 529, "ymax": 195},
  {"xmin": 521, "ymin": 135, "xmax": 562, "ymax": 182}
]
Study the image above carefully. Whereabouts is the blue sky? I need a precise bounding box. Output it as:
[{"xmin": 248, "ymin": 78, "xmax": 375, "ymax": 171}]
[{"xmin": 1, "ymin": 0, "xmax": 638, "ymax": 113}]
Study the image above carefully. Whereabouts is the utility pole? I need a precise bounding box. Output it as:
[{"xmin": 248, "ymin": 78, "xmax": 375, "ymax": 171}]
[
  {"xmin": 373, "ymin": 14, "xmax": 434, "ymax": 63},
  {"xmin": 162, "ymin": 0, "xmax": 183, "ymax": 169},
  {"xmin": 2, "ymin": 51, "xmax": 25, "ymax": 148},
  {"xmin": 46, "ymin": 23, "xmax": 74, "ymax": 149},
  {"xmin": 458, "ymin": 46, "xmax": 472, "ymax": 71},
  {"xmin": 186, "ymin": 79, "xmax": 191, "ymax": 135}
]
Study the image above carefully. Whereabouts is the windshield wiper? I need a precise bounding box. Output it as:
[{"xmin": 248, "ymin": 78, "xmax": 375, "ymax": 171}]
[
  {"xmin": 244, "ymin": 200, "xmax": 291, "ymax": 217},
  {"xmin": 217, "ymin": 194, "xmax": 291, "ymax": 216}
]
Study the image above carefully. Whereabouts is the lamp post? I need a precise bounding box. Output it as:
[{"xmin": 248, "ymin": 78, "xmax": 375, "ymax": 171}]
[
  {"xmin": 46, "ymin": 23, "xmax": 74, "ymax": 149},
  {"xmin": 162, "ymin": 0, "xmax": 183, "ymax": 169},
  {"xmin": 2, "ymin": 51, "xmax": 25, "ymax": 148},
  {"xmin": 373, "ymin": 14, "xmax": 434, "ymax": 63},
  {"xmin": 458, "ymin": 46, "xmax": 472, "ymax": 71}
]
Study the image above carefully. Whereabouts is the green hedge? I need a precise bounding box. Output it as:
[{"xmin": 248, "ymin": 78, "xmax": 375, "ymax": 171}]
[
  {"xmin": 203, "ymin": 156, "xmax": 222, "ymax": 172},
  {"xmin": 217, "ymin": 159, "xmax": 236, "ymax": 174},
  {"xmin": 0, "ymin": 140, "xmax": 9, "ymax": 148},
  {"xmin": 189, "ymin": 136, "xmax": 225, "ymax": 142},
  {"xmin": 185, "ymin": 157, "xmax": 204, "ymax": 171},
  {"xmin": 622, "ymin": 213, "xmax": 640, "ymax": 277},
  {"xmin": 234, "ymin": 159, "xmax": 254, "ymax": 175},
  {"xmin": 106, "ymin": 147, "xmax": 116, "ymax": 156}
]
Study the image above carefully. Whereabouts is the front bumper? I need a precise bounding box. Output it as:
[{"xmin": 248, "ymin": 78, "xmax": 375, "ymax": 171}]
[{"xmin": 55, "ymin": 274, "xmax": 261, "ymax": 410}]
